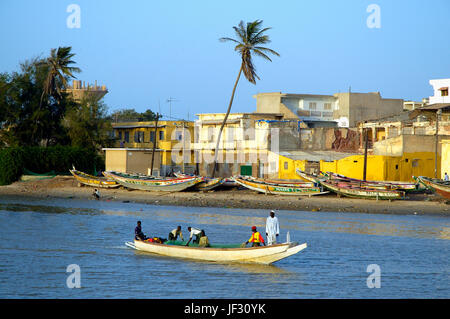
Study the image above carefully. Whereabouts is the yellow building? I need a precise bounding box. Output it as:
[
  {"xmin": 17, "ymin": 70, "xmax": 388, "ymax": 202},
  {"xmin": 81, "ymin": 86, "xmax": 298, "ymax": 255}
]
[
  {"xmin": 103, "ymin": 120, "xmax": 195, "ymax": 176},
  {"xmin": 193, "ymin": 112, "xmax": 306, "ymax": 177},
  {"xmin": 442, "ymin": 139, "xmax": 450, "ymax": 179}
]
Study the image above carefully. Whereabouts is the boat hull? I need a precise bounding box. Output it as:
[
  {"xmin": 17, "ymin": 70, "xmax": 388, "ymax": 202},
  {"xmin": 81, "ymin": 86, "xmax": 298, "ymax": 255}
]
[
  {"xmin": 326, "ymin": 172, "xmax": 418, "ymax": 191},
  {"xmin": 129, "ymin": 240, "xmax": 307, "ymax": 264},
  {"xmin": 319, "ymin": 180, "xmax": 405, "ymax": 200},
  {"xmin": 70, "ymin": 169, "xmax": 120, "ymax": 188},
  {"xmin": 107, "ymin": 171, "xmax": 203, "ymax": 192},
  {"xmin": 233, "ymin": 177, "xmax": 328, "ymax": 196},
  {"xmin": 416, "ymin": 176, "xmax": 450, "ymax": 199}
]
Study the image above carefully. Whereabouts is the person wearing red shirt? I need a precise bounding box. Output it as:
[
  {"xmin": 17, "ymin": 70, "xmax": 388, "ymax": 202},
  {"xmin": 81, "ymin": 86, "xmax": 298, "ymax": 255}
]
[{"xmin": 244, "ymin": 226, "xmax": 266, "ymax": 247}]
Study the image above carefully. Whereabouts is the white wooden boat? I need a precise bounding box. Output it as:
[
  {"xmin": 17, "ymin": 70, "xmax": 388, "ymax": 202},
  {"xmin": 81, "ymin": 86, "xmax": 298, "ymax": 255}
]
[{"xmin": 125, "ymin": 239, "xmax": 307, "ymax": 264}]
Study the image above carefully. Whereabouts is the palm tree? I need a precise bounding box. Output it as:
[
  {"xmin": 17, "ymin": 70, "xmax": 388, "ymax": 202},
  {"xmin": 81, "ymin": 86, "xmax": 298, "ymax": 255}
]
[
  {"xmin": 39, "ymin": 46, "xmax": 81, "ymax": 107},
  {"xmin": 211, "ymin": 20, "xmax": 279, "ymax": 177}
]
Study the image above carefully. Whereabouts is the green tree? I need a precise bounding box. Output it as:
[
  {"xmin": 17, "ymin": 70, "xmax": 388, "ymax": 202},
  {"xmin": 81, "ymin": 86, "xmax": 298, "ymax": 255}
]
[
  {"xmin": 39, "ymin": 46, "xmax": 81, "ymax": 107},
  {"xmin": 211, "ymin": 20, "xmax": 279, "ymax": 177},
  {"xmin": 63, "ymin": 95, "xmax": 112, "ymax": 151},
  {"xmin": 0, "ymin": 56, "xmax": 76, "ymax": 147},
  {"xmin": 109, "ymin": 108, "xmax": 158, "ymax": 122}
]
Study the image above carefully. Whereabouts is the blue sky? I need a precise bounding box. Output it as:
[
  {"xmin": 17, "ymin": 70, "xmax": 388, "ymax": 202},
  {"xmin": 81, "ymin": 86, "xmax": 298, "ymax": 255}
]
[{"xmin": 0, "ymin": 0, "xmax": 449, "ymax": 120}]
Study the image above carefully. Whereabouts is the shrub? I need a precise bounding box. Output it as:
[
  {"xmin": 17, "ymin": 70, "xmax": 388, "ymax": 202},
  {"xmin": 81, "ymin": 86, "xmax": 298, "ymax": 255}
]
[{"xmin": 0, "ymin": 146, "xmax": 104, "ymax": 185}]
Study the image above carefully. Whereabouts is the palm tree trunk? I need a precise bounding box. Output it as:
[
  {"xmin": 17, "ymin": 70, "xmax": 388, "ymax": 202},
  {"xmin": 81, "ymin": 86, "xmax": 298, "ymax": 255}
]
[{"xmin": 211, "ymin": 64, "xmax": 243, "ymax": 178}]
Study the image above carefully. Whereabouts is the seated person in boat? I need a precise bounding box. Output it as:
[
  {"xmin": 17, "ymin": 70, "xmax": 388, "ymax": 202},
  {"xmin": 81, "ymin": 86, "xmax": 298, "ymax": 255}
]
[
  {"xmin": 168, "ymin": 226, "xmax": 184, "ymax": 241},
  {"xmin": 198, "ymin": 230, "xmax": 210, "ymax": 247},
  {"xmin": 135, "ymin": 221, "xmax": 147, "ymax": 240},
  {"xmin": 185, "ymin": 226, "xmax": 202, "ymax": 246},
  {"xmin": 243, "ymin": 226, "xmax": 266, "ymax": 247}
]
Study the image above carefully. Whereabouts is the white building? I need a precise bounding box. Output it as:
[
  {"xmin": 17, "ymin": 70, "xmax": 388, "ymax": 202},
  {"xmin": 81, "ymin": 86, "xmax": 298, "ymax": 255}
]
[
  {"xmin": 254, "ymin": 93, "xmax": 340, "ymax": 128},
  {"xmin": 429, "ymin": 79, "xmax": 450, "ymax": 104}
]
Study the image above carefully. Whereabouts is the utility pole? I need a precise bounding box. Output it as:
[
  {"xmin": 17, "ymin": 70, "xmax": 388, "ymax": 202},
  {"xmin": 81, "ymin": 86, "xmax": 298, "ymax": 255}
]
[
  {"xmin": 435, "ymin": 109, "xmax": 442, "ymax": 179},
  {"xmin": 363, "ymin": 126, "xmax": 368, "ymax": 181},
  {"xmin": 150, "ymin": 113, "xmax": 160, "ymax": 176}
]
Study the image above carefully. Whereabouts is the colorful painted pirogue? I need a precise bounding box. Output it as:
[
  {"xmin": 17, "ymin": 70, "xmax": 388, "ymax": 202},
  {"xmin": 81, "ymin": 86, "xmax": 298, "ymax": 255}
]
[
  {"xmin": 325, "ymin": 172, "xmax": 419, "ymax": 191},
  {"xmin": 232, "ymin": 176, "xmax": 328, "ymax": 196},
  {"xmin": 296, "ymin": 169, "xmax": 405, "ymax": 200},
  {"xmin": 414, "ymin": 176, "xmax": 450, "ymax": 199},
  {"xmin": 70, "ymin": 169, "xmax": 120, "ymax": 188},
  {"xmin": 174, "ymin": 172, "xmax": 225, "ymax": 191},
  {"xmin": 318, "ymin": 179, "xmax": 406, "ymax": 200},
  {"xmin": 105, "ymin": 171, "xmax": 203, "ymax": 192},
  {"xmin": 245, "ymin": 176, "xmax": 315, "ymax": 188}
]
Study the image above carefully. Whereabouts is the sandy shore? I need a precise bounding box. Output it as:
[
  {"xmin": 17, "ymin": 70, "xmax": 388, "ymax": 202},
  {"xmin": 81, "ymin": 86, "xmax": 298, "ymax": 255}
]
[{"xmin": 0, "ymin": 176, "xmax": 448, "ymax": 216}]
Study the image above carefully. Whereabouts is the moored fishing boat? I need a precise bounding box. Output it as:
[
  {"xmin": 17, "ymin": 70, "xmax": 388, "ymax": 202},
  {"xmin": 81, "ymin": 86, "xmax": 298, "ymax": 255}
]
[
  {"xmin": 325, "ymin": 172, "xmax": 419, "ymax": 191},
  {"xmin": 103, "ymin": 170, "xmax": 157, "ymax": 180},
  {"xmin": 295, "ymin": 169, "xmax": 326, "ymax": 183},
  {"xmin": 106, "ymin": 171, "xmax": 203, "ymax": 192},
  {"xmin": 232, "ymin": 176, "xmax": 328, "ymax": 196},
  {"xmin": 414, "ymin": 176, "xmax": 450, "ymax": 199},
  {"xmin": 244, "ymin": 176, "xmax": 315, "ymax": 187},
  {"xmin": 70, "ymin": 169, "xmax": 120, "ymax": 188},
  {"xmin": 174, "ymin": 172, "xmax": 225, "ymax": 191},
  {"xmin": 125, "ymin": 239, "xmax": 307, "ymax": 264},
  {"xmin": 319, "ymin": 179, "xmax": 405, "ymax": 200}
]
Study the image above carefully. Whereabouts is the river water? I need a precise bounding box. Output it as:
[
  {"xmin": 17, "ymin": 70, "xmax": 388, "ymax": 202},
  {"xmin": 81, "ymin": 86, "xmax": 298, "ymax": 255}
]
[{"xmin": 0, "ymin": 196, "xmax": 448, "ymax": 299}]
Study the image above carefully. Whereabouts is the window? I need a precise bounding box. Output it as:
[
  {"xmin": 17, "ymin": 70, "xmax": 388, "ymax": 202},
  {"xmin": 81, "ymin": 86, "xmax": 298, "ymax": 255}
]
[
  {"xmin": 150, "ymin": 131, "xmax": 155, "ymax": 143},
  {"xmin": 159, "ymin": 131, "xmax": 164, "ymax": 141},
  {"xmin": 324, "ymin": 103, "xmax": 332, "ymax": 110},
  {"xmin": 441, "ymin": 88, "xmax": 449, "ymax": 96},
  {"xmin": 244, "ymin": 128, "xmax": 255, "ymax": 140},
  {"xmin": 208, "ymin": 127, "xmax": 215, "ymax": 142},
  {"xmin": 118, "ymin": 131, "xmax": 122, "ymax": 140},
  {"xmin": 309, "ymin": 102, "xmax": 317, "ymax": 110},
  {"xmin": 175, "ymin": 130, "xmax": 183, "ymax": 141},
  {"xmin": 134, "ymin": 131, "xmax": 144, "ymax": 143},
  {"xmin": 284, "ymin": 162, "xmax": 288, "ymax": 170},
  {"xmin": 124, "ymin": 131, "xmax": 129, "ymax": 143}
]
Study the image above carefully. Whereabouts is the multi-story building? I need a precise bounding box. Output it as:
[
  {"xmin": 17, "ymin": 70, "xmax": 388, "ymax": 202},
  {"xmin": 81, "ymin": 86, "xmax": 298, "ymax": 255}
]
[
  {"xmin": 103, "ymin": 120, "xmax": 195, "ymax": 176},
  {"xmin": 429, "ymin": 79, "xmax": 450, "ymax": 104},
  {"xmin": 193, "ymin": 112, "xmax": 307, "ymax": 177},
  {"xmin": 254, "ymin": 91, "xmax": 404, "ymax": 128}
]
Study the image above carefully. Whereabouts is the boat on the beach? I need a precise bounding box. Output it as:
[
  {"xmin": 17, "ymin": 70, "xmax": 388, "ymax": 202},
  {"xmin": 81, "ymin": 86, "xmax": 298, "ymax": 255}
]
[
  {"xmin": 295, "ymin": 169, "xmax": 326, "ymax": 184},
  {"xmin": 125, "ymin": 238, "xmax": 307, "ymax": 264},
  {"xmin": 245, "ymin": 176, "xmax": 315, "ymax": 187},
  {"xmin": 102, "ymin": 170, "xmax": 157, "ymax": 180},
  {"xmin": 174, "ymin": 172, "xmax": 225, "ymax": 191},
  {"xmin": 70, "ymin": 168, "xmax": 120, "ymax": 188},
  {"xmin": 232, "ymin": 176, "xmax": 328, "ymax": 196},
  {"xmin": 414, "ymin": 176, "xmax": 450, "ymax": 199},
  {"xmin": 318, "ymin": 179, "xmax": 406, "ymax": 200},
  {"xmin": 105, "ymin": 171, "xmax": 204, "ymax": 192},
  {"xmin": 324, "ymin": 172, "xmax": 419, "ymax": 191}
]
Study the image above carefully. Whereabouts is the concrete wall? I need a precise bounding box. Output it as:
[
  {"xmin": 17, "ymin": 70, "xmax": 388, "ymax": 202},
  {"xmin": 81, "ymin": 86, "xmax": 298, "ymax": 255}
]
[
  {"xmin": 126, "ymin": 150, "xmax": 161, "ymax": 175},
  {"xmin": 334, "ymin": 92, "xmax": 403, "ymax": 127},
  {"xmin": 105, "ymin": 149, "xmax": 127, "ymax": 173},
  {"xmin": 254, "ymin": 93, "xmax": 282, "ymax": 114},
  {"xmin": 298, "ymin": 128, "xmax": 360, "ymax": 152}
]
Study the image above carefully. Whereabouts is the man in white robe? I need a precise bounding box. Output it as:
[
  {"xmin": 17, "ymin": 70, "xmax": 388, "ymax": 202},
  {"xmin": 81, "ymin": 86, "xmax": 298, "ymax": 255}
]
[{"xmin": 265, "ymin": 210, "xmax": 280, "ymax": 245}]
